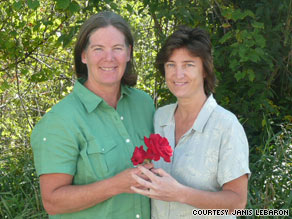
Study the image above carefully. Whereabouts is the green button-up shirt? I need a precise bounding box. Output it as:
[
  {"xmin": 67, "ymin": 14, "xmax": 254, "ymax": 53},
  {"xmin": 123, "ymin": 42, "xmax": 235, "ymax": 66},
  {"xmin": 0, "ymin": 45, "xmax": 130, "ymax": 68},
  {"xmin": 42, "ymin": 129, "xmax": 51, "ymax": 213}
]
[{"xmin": 31, "ymin": 80, "xmax": 155, "ymax": 219}]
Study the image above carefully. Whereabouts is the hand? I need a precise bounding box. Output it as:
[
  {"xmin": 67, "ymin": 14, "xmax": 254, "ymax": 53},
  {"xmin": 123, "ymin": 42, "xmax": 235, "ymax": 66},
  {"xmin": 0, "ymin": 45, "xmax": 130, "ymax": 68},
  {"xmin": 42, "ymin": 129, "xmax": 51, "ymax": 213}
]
[
  {"xmin": 142, "ymin": 162, "xmax": 154, "ymax": 170},
  {"xmin": 112, "ymin": 166, "xmax": 151, "ymax": 194},
  {"xmin": 137, "ymin": 162, "xmax": 154, "ymax": 181},
  {"xmin": 130, "ymin": 165, "xmax": 183, "ymax": 202}
]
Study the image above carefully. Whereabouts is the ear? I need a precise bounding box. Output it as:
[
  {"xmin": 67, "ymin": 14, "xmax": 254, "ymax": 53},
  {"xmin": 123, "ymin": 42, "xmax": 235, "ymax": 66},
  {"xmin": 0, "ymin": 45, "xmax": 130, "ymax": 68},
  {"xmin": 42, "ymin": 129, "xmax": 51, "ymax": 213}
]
[
  {"xmin": 126, "ymin": 45, "xmax": 132, "ymax": 62},
  {"xmin": 81, "ymin": 51, "xmax": 87, "ymax": 64}
]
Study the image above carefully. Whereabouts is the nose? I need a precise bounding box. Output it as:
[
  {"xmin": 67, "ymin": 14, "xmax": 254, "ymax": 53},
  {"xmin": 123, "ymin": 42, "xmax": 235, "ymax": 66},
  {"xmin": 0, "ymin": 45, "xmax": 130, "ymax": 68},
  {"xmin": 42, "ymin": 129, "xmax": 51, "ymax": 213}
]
[
  {"xmin": 175, "ymin": 66, "xmax": 185, "ymax": 79},
  {"xmin": 104, "ymin": 50, "xmax": 114, "ymax": 61}
]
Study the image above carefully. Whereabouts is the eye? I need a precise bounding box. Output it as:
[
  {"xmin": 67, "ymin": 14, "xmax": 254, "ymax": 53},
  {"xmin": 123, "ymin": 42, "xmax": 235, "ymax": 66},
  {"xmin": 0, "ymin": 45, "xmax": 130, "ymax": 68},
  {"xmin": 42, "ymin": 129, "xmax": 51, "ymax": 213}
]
[
  {"xmin": 165, "ymin": 63, "xmax": 175, "ymax": 68},
  {"xmin": 93, "ymin": 47, "xmax": 102, "ymax": 51},
  {"xmin": 114, "ymin": 47, "xmax": 123, "ymax": 51},
  {"xmin": 186, "ymin": 63, "xmax": 195, "ymax": 68}
]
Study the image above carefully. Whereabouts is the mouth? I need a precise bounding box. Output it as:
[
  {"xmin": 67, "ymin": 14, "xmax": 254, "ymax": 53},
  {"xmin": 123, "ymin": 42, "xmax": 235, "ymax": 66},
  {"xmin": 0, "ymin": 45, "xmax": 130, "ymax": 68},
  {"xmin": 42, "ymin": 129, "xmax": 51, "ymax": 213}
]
[
  {"xmin": 174, "ymin": 82, "xmax": 187, "ymax": 86},
  {"xmin": 100, "ymin": 67, "xmax": 116, "ymax": 71}
]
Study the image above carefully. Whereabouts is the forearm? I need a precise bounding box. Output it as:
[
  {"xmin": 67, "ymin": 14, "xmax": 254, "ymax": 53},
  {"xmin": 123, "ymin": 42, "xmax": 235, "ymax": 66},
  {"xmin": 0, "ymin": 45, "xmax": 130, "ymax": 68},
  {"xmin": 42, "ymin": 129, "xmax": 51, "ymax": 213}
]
[
  {"xmin": 177, "ymin": 185, "xmax": 246, "ymax": 213},
  {"xmin": 42, "ymin": 175, "xmax": 122, "ymax": 215}
]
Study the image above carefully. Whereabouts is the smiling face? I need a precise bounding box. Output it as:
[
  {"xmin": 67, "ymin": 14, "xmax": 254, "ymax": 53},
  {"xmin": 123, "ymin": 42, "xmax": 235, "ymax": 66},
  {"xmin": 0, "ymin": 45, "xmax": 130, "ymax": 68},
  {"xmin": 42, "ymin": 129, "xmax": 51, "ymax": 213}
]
[
  {"xmin": 81, "ymin": 25, "xmax": 131, "ymax": 89},
  {"xmin": 165, "ymin": 48, "xmax": 206, "ymax": 101}
]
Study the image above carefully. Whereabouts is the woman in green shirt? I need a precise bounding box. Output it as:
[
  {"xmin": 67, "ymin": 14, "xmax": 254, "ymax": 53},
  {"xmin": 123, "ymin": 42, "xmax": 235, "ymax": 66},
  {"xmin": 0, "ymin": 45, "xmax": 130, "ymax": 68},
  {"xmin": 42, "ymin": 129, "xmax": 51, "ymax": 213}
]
[{"xmin": 31, "ymin": 11, "xmax": 154, "ymax": 219}]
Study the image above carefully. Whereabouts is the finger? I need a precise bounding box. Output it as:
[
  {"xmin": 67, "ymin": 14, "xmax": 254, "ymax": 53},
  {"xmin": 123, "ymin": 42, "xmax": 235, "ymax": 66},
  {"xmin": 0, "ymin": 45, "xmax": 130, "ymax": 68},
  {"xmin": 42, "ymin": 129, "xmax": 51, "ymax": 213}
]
[
  {"xmin": 151, "ymin": 168, "xmax": 169, "ymax": 177},
  {"xmin": 131, "ymin": 186, "xmax": 150, "ymax": 196},
  {"xmin": 142, "ymin": 162, "xmax": 154, "ymax": 170},
  {"xmin": 136, "ymin": 172, "xmax": 151, "ymax": 181},
  {"xmin": 137, "ymin": 166, "xmax": 158, "ymax": 182},
  {"xmin": 132, "ymin": 172, "xmax": 153, "ymax": 188}
]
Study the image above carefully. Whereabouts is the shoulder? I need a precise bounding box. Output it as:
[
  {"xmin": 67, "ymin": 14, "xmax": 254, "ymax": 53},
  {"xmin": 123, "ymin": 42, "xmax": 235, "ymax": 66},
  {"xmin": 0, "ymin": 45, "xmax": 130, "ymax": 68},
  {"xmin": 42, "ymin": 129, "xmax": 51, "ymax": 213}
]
[
  {"xmin": 154, "ymin": 103, "xmax": 176, "ymax": 124},
  {"xmin": 31, "ymin": 93, "xmax": 79, "ymax": 135},
  {"xmin": 156, "ymin": 103, "xmax": 176, "ymax": 115},
  {"xmin": 127, "ymin": 87, "xmax": 153, "ymax": 102},
  {"xmin": 213, "ymin": 105, "xmax": 238, "ymax": 122},
  {"xmin": 210, "ymin": 104, "xmax": 246, "ymax": 137},
  {"xmin": 50, "ymin": 93, "xmax": 79, "ymax": 115},
  {"xmin": 124, "ymin": 87, "xmax": 155, "ymax": 111}
]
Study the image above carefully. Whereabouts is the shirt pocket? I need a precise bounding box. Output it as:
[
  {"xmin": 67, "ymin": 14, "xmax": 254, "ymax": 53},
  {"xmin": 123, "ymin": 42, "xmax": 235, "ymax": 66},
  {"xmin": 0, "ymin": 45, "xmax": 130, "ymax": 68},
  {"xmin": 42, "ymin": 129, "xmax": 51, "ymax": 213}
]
[{"xmin": 86, "ymin": 138, "xmax": 119, "ymax": 178}]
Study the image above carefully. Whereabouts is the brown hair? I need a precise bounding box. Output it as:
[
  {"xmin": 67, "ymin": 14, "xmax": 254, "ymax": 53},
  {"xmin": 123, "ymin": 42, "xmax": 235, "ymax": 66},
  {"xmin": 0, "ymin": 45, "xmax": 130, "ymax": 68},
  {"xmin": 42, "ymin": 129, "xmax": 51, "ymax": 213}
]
[
  {"xmin": 156, "ymin": 26, "xmax": 216, "ymax": 95},
  {"xmin": 74, "ymin": 11, "xmax": 137, "ymax": 86}
]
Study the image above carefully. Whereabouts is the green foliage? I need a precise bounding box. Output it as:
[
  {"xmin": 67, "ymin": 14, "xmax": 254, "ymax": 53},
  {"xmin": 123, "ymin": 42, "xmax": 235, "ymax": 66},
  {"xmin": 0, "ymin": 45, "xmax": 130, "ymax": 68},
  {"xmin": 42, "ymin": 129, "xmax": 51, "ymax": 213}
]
[
  {"xmin": 248, "ymin": 121, "xmax": 292, "ymax": 212},
  {"xmin": 0, "ymin": 0, "xmax": 291, "ymax": 217}
]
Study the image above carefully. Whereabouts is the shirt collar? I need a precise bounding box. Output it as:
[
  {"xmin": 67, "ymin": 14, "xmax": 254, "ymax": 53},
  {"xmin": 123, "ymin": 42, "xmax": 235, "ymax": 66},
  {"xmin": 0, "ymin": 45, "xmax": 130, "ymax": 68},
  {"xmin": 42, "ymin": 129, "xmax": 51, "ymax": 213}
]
[
  {"xmin": 120, "ymin": 84, "xmax": 131, "ymax": 98},
  {"xmin": 159, "ymin": 94, "xmax": 217, "ymax": 133},
  {"xmin": 73, "ymin": 79, "xmax": 131, "ymax": 113},
  {"xmin": 192, "ymin": 94, "xmax": 217, "ymax": 133},
  {"xmin": 160, "ymin": 103, "xmax": 178, "ymax": 126}
]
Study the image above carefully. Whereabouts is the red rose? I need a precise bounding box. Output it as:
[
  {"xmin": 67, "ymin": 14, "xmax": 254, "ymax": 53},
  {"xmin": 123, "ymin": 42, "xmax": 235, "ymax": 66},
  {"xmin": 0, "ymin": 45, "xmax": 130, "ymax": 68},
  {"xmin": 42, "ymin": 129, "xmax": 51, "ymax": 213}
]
[
  {"xmin": 144, "ymin": 134, "xmax": 173, "ymax": 162},
  {"xmin": 131, "ymin": 146, "xmax": 147, "ymax": 165}
]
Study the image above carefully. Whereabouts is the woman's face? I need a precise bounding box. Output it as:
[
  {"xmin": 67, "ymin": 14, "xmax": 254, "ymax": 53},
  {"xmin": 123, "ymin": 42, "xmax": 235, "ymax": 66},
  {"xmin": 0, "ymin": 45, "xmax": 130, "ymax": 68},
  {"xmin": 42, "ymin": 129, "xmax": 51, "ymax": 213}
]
[
  {"xmin": 165, "ymin": 48, "xmax": 205, "ymax": 100},
  {"xmin": 81, "ymin": 25, "xmax": 131, "ymax": 88}
]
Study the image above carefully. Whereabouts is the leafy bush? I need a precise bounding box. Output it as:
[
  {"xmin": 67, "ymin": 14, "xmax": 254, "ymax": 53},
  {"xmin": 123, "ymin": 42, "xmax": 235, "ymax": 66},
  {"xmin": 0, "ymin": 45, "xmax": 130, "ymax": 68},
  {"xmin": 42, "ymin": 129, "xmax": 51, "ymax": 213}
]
[
  {"xmin": 248, "ymin": 121, "xmax": 292, "ymax": 211},
  {"xmin": 0, "ymin": 0, "xmax": 291, "ymax": 218}
]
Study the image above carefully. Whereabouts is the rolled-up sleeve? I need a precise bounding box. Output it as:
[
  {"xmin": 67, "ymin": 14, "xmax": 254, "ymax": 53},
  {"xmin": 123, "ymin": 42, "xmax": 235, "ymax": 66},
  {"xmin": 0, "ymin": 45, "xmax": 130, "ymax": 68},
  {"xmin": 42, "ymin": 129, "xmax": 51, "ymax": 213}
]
[
  {"xmin": 30, "ymin": 112, "xmax": 79, "ymax": 176},
  {"xmin": 217, "ymin": 118, "xmax": 251, "ymax": 187}
]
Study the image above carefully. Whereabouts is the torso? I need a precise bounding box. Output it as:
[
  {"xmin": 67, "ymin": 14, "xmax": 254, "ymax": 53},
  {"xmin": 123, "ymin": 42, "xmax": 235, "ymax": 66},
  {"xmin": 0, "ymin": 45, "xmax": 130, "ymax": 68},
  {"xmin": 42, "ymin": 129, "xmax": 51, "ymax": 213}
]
[{"xmin": 174, "ymin": 111, "xmax": 197, "ymax": 146}]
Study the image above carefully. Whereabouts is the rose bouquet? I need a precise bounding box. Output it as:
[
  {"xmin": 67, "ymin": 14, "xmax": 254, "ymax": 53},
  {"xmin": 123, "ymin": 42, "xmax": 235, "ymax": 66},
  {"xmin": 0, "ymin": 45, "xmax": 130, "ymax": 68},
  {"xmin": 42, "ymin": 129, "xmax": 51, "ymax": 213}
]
[{"xmin": 131, "ymin": 133, "xmax": 173, "ymax": 165}]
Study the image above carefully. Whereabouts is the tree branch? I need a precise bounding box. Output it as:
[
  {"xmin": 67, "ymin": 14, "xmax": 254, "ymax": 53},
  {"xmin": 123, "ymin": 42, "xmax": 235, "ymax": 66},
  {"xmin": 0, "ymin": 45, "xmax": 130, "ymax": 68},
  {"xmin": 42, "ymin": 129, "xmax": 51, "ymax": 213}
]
[
  {"xmin": 15, "ymin": 60, "xmax": 33, "ymax": 130},
  {"xmin": 0, "ymin": 17, "xmax": 68, "ymax": 72}
]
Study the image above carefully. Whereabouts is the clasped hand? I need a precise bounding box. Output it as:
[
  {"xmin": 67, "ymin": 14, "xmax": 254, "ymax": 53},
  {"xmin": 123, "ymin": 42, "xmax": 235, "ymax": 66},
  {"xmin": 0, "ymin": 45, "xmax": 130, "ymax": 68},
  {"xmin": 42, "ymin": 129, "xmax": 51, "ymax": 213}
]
[
  {"xmin": 113, "ymin": 163, "xmax": 154, "ymax": 194},
  {"xmin": 131, "ymin": 165, "xmax": 183, "ymax": 202}
]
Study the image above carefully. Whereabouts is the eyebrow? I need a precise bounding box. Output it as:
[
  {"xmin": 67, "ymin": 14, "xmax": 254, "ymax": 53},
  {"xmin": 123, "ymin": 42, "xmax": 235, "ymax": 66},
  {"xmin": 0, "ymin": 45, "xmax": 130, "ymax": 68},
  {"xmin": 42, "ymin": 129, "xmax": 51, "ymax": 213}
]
[
  {"xmin": 90, "ymin": 44, "xmax": 125, "ymax": 48},
  {"xmin": 166, "ymin": 60, "xmax": 196, "ymax": 63}
]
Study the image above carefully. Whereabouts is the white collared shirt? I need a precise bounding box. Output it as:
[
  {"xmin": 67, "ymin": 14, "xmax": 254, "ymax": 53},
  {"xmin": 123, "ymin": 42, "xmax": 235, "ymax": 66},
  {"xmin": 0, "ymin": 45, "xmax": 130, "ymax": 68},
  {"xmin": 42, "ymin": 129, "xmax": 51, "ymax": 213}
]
[{"xmin": 152, "ymin": 94, "xmax": 251, "ymax": 219}]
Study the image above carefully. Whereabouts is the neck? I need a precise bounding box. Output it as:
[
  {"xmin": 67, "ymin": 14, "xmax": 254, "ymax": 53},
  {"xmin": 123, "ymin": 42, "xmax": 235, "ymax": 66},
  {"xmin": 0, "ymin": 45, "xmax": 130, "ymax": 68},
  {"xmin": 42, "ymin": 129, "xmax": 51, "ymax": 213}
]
[
  {"xmin": 176, "ymin": 93, "xmax": 207, "ymax": 119},
  {"xmin": 85, "ymin": 80, "xmax": 121, "ymax": 109}
]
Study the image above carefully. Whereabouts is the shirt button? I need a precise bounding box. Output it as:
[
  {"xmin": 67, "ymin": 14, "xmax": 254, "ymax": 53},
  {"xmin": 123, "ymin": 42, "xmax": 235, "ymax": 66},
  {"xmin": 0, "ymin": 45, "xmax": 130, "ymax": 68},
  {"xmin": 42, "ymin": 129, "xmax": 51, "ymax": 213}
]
[
  {"xmin": 101, "ymin": 148, "xmax": 105, "ymax": 152},
  {"xmin": 43, "ymin": 137, "xmax": 46, "ymax": 141},
  {"xmin": 126, "ymin": 139, "xmax": 130, "ymax": 143},
  {"xmin": 136, "ymin": 214, "xmax": 140, "ymax": 218},
  {"xmin": 120, "ymin": 116, "xmax": 124, "ymax": 120}
]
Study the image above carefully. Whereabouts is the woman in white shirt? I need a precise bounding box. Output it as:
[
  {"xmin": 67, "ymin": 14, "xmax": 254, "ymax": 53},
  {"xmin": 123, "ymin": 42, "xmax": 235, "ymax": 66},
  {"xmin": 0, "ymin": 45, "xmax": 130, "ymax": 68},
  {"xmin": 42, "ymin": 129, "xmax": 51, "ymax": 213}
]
[{"xmin": 131, "ymin": 26, "xmax": 250, "ymax": 219}]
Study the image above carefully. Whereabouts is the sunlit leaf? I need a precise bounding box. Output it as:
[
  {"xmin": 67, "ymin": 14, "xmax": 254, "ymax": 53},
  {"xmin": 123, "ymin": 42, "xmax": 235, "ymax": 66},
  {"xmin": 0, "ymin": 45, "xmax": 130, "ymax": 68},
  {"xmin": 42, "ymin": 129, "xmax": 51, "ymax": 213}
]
[
  {"xmin": 13, "ymin": 1, "xmax": 23, "ymax": 11},
  {"xmin": 27, "ymin": 0, "xmax": 40, "ymax": 10},
  {"xmin": 56, "ymin": 0, "xmax": 70, "ymax": 10},
  {"xmin": 68, "ymin": 1, "xmax": 80, "ymax": 13}
]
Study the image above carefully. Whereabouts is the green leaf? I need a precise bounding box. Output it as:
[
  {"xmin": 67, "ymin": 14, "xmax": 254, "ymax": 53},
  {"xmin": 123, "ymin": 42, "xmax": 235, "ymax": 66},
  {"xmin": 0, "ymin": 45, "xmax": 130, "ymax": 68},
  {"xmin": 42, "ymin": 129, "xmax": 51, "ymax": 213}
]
[
  {"xmin": 10, "ymin": 31, "xmax": 17, "ymax": 37},
  {"xmin": 252, "ymin": 21, "xmax": 264, "ymax": 29},
  {"xmin": 254, "ymin": 34, "xmax": 266, "ymax": 48},
  {"xmin": 27, "ymin": 0, "xmax": 40, "ymax": 10},
  {"xmin": 56, "ymin": 0, "xmax": 70, "ymax": 10},
  {"xmin": 0, "ymin": 80, "xmax": 10, "ymax": 90},
  {"xmin": 234, "ymin": 71, "xmax": 245, "ymax": 81},
  {"xmin": 126, "ymin": 4, "xmax": 133, "ymax": 13},
  {"xmin": 243, "ymin": 10, "xmax": 255, "ymax": 18},
  {"xmin": 5, "ymin": 41, "xmax": 15, "ymax": 49},
  {"xmin": 261, "ymin": 119, "xmax": 266, "ymax": 127},
  {"xmin": 21, "ymin": 68, "xmax": 29, "ymax": 75},
  {"xmin": 219, "ymin": 31, "xmax": 233, "ymax": 44},
  {"xmin": 247, "ymin": 69, "xmax": 255, "ymax": 82},
  {"xmin": 229, "ymin": 59, "xmax": 239, "ymax": 71},
  {"xmin": 68, "ymin": 1, "xmax": 80, "ymax": 13},
  {"xmin": 13, "ymin": 1, "xmax": 23, "ymax": 11},
  {"xmin": 232, "ymin": 9, "xmax": 243, "ymax": 21},
  {"xmin": 221, "ymin": 8, "xmax": 232, "ymax": 19}
]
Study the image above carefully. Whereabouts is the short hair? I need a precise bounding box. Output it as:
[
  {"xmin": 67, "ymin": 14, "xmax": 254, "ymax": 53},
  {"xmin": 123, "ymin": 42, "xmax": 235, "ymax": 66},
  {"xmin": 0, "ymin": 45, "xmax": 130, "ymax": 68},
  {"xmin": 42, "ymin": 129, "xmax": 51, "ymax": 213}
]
[
  {"xmin": 74, "ymin": 11, "xmax": 137, "ymax": 86},
  {"xmin": 156, "ymin": 26, "xmax": 216, "ymax": 95}
]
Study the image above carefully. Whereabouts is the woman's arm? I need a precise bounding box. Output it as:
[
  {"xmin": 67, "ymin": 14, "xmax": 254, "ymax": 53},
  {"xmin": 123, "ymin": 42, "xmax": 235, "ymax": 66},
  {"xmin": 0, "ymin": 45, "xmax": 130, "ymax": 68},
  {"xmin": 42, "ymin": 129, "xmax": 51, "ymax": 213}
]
[
  {"xmin": 41, "ymin": 164, "xmax": 152, "ymax": 215},
  {"xmin": 131, "ymin": 166, "xmax": 248, "ymax": 214}
]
